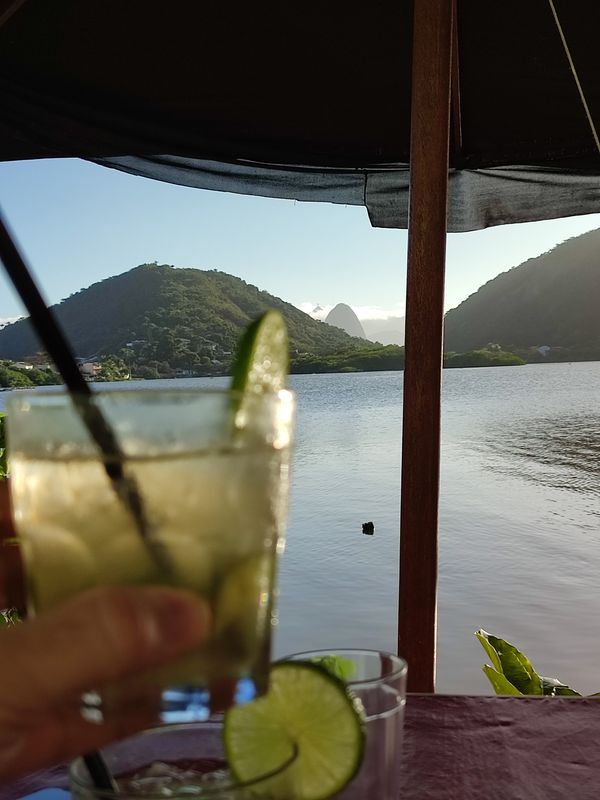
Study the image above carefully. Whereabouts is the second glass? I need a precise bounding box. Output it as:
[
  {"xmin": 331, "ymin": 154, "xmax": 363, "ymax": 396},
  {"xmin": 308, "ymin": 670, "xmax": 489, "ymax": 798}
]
[
  {"xmin": 7, "ymin": 387, "xmax": 295, "ymax": 722},
  {"xmin": 286, "ymin": 649, "xmax": 407, "ymax": 800}
]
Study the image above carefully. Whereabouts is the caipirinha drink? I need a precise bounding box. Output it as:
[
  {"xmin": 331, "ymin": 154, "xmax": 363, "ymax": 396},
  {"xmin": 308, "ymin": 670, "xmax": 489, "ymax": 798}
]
[
  {"xmin": 7, "ymin": 385, "xmax": 294, "ymax": 720},
  {"xmin": 7, "ymin": 311, "xmax": 295, "ymax": 721}
]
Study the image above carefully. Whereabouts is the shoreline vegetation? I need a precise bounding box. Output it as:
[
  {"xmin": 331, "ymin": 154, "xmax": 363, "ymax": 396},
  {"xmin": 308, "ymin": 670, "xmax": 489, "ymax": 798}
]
[
  {"xmin": 2, "ymin": 347, "xmax": 527, "ymax": 388},
  {"xmin": 1, "ymin": 263, "xmax": 595, "ymax": 389}
]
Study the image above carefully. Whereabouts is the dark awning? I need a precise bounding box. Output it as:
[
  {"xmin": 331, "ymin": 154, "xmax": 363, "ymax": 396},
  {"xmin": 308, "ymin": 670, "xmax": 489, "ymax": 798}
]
[{"xmin": 2, "ymin": 0, "xmax": 600, "ymax": 230}]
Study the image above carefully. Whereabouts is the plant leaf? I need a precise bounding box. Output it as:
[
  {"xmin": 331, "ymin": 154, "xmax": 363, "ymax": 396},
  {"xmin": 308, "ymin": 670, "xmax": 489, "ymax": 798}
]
[
  {"xmin": 481, "ymin": 632, "xmax": 543, "ymax": 695},
  {"xmin": 482, "ymin": 665, "xmax": 523, "ymax": 696},
  {"xmin": 553, "ymin": 686, "xmax": 581, "ymax": 697},
  {"xmin": 540, "ymin": 676, "xmax": 581, "ymax": 696},
  {"xmin": 475, "ymin": 629, "xmax": 503, "ymax": 673},
  {"xmin": 477, "ymin": 630, "xmax": 587, "ymax": 697},
  {"xmin": 0, "ymin": 608, "xmax": 21, "ymax": 626}
]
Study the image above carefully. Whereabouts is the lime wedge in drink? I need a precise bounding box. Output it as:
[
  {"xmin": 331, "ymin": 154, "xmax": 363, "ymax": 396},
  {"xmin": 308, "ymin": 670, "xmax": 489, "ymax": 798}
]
[
  {"xmin": 224, "ymin": 661, "xmax": 366, "ymax": 800},
  {"xmin": 214, "ymin": 554, "xmax": 270, "ymax": 636},
  {"xmin": 231, "ymin": 310, "xmax": 289, "ymax": 395}
]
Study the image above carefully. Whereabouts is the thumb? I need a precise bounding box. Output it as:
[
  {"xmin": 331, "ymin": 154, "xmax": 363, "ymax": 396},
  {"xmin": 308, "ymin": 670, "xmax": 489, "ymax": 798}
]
[{"xmin": 0, "ymin": 586, "xmax": 210, "ymax": 716}]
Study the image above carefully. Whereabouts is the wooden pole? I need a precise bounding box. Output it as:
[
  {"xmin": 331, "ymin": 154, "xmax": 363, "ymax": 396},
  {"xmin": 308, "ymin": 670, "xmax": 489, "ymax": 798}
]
[{"xmin": 398, "ymin": 0, "xmax": 453, "ymax": 693}]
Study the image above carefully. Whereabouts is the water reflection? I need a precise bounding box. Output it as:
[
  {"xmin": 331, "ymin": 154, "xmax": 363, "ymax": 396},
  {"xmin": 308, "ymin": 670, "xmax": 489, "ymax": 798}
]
[{"xmin": 481, "ymin": 413, "xmax": 600, "ymax": 495}]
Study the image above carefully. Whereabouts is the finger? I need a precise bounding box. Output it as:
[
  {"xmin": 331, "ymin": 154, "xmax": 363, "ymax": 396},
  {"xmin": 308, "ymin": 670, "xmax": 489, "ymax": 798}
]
[
  {"xmin": 0, "ymin": 701, "xmax": 158, "ymax": 783},
  {"xmin": 94, "ymin": 672, "xmax": 163, "ymax": 719},
  {"xmin": 209, "ymin": 677, "xmax": 237, "ymax": 714},
  {"xmin": 0, "ymin": 479, "xmax": 24, "ymax": 611},
  {"xmin": 0, "ymin": 585, "xmax": 210, "ymax": 718},
  {"xmin": 0, "ymin": 480, "xmax": 11, "ymax": 531}
]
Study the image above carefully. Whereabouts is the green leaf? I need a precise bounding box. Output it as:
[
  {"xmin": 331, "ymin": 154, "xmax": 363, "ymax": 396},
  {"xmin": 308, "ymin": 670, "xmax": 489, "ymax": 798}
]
[
  {"xmin": 482, "ymin": 665, "xmax": 523, "ymax": 696},
  {"xmin": 478, "ymin": 631, "xmax": 543, "ymax": 695},
  {"xmin": 540, "ymin": 676, "xmax": 581, "ymax": 696},
  {"xmin": 0, "ymin": 608, "xmax": 20, "ymax": 626},
  {"xmin": 475, "ymin": 629, "xmax": 502, "ymax": 673},
  {"xmin": 552, "ymin": 686, "xmax": 581, "ymax": 697}
]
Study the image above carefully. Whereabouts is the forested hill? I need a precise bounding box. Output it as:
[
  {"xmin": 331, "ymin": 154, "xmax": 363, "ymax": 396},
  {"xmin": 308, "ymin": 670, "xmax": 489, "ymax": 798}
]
[
  {"xmin": 0, "ymin": 264, "xmax": 367, "ymax": 367},
  {"xmin": 444, "ymin": 228, "xmax": 600, "ymax": 360}
]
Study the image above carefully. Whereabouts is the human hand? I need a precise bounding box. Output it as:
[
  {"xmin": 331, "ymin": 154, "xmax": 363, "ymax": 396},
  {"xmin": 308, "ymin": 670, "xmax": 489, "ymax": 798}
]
[
  {"xmin": 0, "ymin": 478, "xmax": 24, "ymax": 611},
  {"xmin": 0, "ymin": 584, "xmax": 210, "ymax": 782}
]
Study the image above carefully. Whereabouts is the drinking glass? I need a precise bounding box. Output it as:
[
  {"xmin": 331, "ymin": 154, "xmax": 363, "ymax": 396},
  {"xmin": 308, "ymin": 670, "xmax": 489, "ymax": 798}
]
[
  {"xmin": 286, "ymin": 649, "xmax": 407, "ymax": 800},
  {"xmin": 70, "ymin": 721, "xmax": 297, "ymax": 799},
  {"xmin": 7, "ymin": 387, "xmax": 294, "ymax": 722}
]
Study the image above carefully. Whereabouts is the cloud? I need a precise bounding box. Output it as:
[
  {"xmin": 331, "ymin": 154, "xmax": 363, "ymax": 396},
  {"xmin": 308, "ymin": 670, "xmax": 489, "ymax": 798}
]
[
  {"xmin": 0, "ymin": 316, "xmax": 22, "ymax": 329},
  {"xmin": 352, "ymin": 304, "xmax": 405, "ymax": 321},
  {"xmin": 296, "ymin": 302, "xmax": 404, "ymax": 321},
  {"xmin": 297, "ymin": 302, "xmax": 332, "ymax": 320}
]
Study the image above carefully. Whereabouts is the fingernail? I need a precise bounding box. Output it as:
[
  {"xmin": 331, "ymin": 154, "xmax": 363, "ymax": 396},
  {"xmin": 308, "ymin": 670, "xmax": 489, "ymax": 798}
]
[{"xmin": 142, "ymin": 590, "xmax": 211, "ymax": 650}]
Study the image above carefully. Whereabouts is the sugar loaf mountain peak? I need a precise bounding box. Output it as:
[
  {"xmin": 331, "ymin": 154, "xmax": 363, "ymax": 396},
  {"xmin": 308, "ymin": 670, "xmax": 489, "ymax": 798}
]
[{"xmin": 325, "ymin": 303, "xmax": 366, "ymax": 339}]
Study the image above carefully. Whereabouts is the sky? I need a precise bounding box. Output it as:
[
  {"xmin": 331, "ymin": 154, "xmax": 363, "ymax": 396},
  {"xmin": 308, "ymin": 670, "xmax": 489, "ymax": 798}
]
[{"xmin": 2, "ymin": 158, "xmax": 600, "ymax": 325}]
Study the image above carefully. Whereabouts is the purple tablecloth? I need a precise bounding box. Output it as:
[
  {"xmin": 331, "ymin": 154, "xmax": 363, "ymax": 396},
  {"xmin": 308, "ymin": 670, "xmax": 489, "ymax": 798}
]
[
  {"xmin": 3, "ymin": 696, "xmax": 600, "ymax": 799},
  {"xmin": 399, "ymin": 695, "xmax": 600, "ymax": 799}
]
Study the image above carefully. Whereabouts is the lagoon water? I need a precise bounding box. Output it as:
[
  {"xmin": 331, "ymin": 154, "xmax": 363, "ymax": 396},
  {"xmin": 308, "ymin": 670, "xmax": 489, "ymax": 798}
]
[{"xmin": 3, "ymin": 362, "xmax": 600, "ymax": 694}]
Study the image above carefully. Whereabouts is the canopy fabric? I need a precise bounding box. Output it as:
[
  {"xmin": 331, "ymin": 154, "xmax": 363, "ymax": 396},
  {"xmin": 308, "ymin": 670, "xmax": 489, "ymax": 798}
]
[
  {"xmin": 2, "ymin": 0, "xmax": 600, "ymax": 230},
  {"xmin": 94, "ymin": 156, "xmax": 600, "ymax": 232}
]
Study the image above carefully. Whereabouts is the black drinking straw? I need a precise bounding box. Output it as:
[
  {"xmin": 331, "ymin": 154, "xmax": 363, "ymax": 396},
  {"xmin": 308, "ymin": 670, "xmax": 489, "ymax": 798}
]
[
  {"xmin": 0, "ymin": 209, "xmax": 164, "ymax": 794},
  {"xmin": 82, "ymin": 751, "xmax": 119, "ymax": 794}
]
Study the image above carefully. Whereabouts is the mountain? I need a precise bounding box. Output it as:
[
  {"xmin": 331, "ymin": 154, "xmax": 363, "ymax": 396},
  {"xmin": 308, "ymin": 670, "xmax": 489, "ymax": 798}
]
[
  {"xmin": 325, "ymin": 303, "xmax": 366, "ymax": 338},
  {"xmin": 0, "ymin": 265, "xmax": 367, "ymax": 369},
  {"xmin": 444, "ymin": 228, "xmax": 600, "ymax": 359},
  {"xmin": 362, "ymin": 316, "xmax": 405, "ymax": 346}
]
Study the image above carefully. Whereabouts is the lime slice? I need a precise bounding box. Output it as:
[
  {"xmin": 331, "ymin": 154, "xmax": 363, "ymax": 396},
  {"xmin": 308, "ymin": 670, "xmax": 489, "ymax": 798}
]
[
  {"xmin": 231, "ymin": 310, "xmax": 289, "ymax": 395},
  {"xmin": 224, "ymin": 661, "xmax": 366, "ymax": 800}
]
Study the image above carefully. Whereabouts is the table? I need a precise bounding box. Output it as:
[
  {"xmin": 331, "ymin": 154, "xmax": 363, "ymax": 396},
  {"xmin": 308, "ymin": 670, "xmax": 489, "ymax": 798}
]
[{"xmin": 4, "ymin": 696, "xmax": 600, "ymax": 799}]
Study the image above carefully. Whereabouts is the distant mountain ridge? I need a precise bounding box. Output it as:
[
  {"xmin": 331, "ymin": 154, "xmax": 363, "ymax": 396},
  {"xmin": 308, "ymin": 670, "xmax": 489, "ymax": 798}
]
[
  {"xmin": 444, "ymin": 228, "xmax": 600, "ymax": 359},
  {"xmin": 0, "ymin": 265, "xmax": 368, "ymax": 367},
  {"xmin": 362, "ymin": 316, "xmax": 405, "ymax": 346}
]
